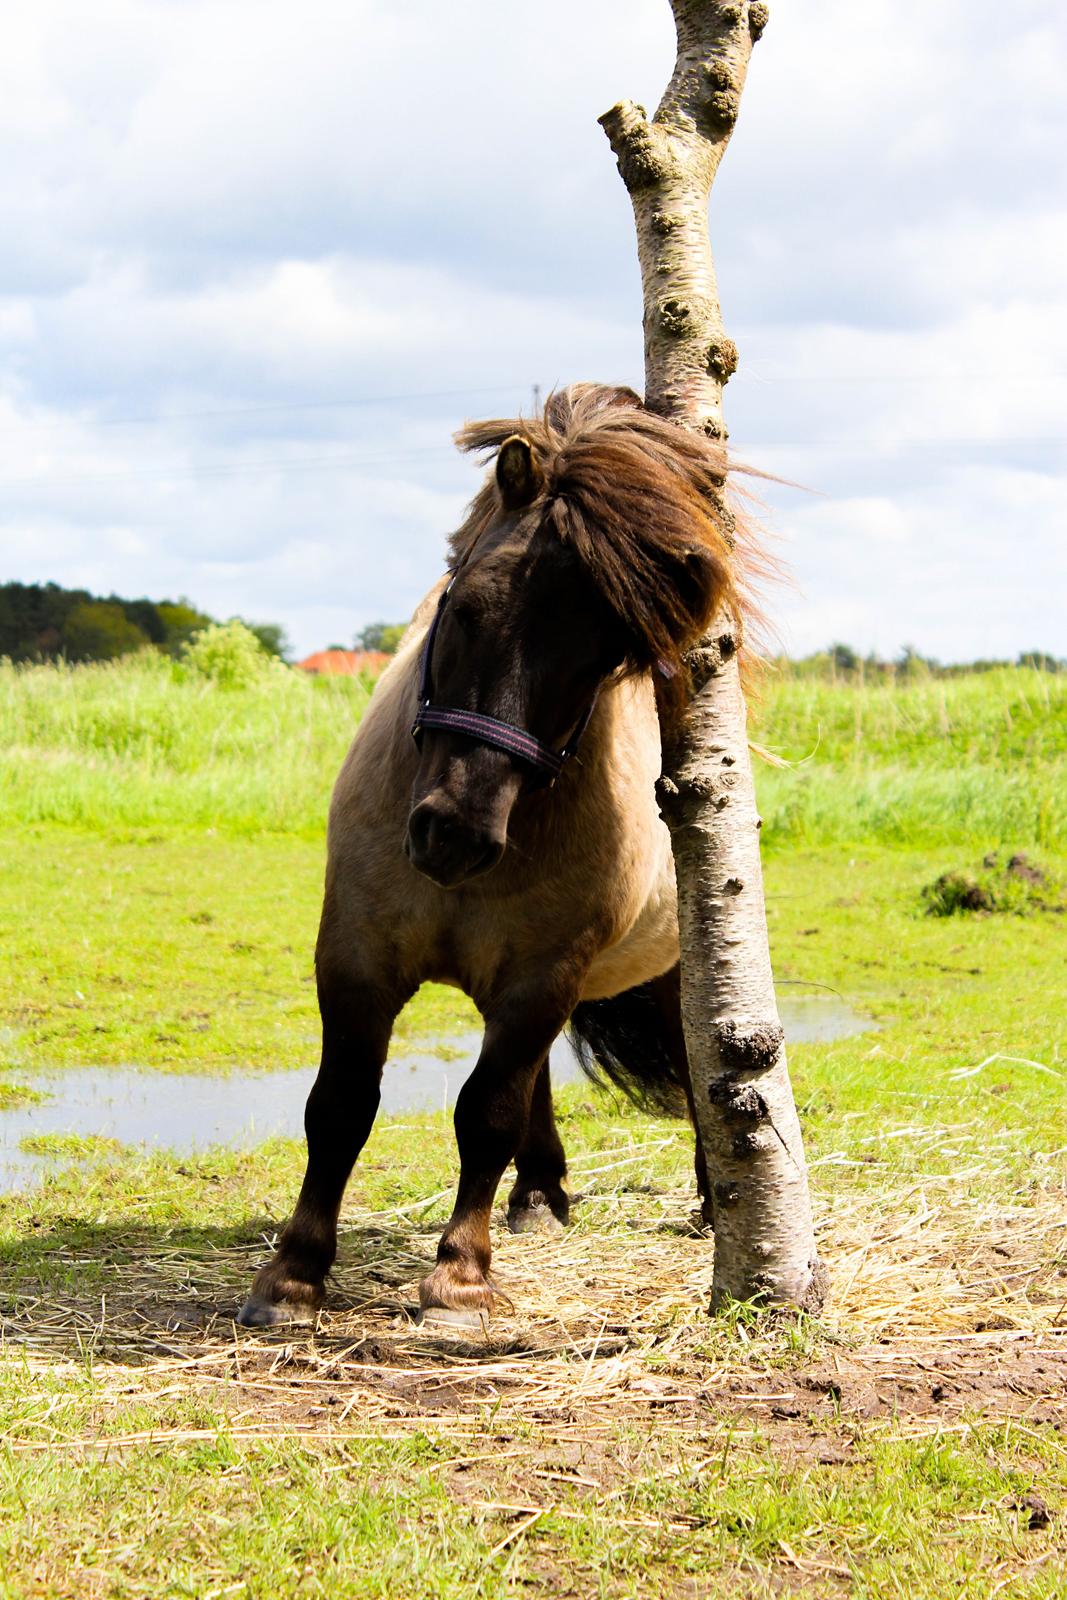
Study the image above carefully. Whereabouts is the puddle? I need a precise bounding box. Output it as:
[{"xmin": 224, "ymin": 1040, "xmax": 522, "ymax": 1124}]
[
  {"xmin": 0, "ymin": 997, "xmax": 871, "ymax": 1194},
  {"xmin": 774, "ymin": 993, "xmax": 874, "ymax": 1044}
]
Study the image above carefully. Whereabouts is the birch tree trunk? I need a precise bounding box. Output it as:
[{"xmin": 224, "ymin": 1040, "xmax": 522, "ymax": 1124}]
[{"xmin": 600, "ymin": 0, "xmax": 827, "ymax": 1311}]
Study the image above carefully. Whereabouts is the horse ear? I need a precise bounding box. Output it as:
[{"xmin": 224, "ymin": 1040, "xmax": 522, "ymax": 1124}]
[{"xmin": 496, "ymin": 436, "xmax": 543, "ymax": 510}]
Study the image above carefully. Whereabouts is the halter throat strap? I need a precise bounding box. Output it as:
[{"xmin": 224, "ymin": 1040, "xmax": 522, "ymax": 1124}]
[{"xmin": 411, "ymin": 578, "xmax": 596, "ymax": 783}]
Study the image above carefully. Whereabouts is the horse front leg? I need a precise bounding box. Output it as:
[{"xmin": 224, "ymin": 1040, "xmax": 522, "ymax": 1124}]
[
  {"xmin": 419, "ymin": 986, "xmax": 575, "ymax": 1325},
  {"xmin": 238, "ymin": 964, "xmax": 408, "ymax": 1327},
  {"xmin": 507, "ymin": 1055, "xmax": 570, "ymax": 1234}
]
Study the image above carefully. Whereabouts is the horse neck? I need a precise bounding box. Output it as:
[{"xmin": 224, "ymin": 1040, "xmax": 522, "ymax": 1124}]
[{"xmin": 508, "ymin": 672, "xmax": 662, "ymax": 855}]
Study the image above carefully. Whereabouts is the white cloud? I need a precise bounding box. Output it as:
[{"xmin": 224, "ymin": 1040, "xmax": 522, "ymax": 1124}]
[
  {"xmin": 771, "ymin": 465, "xmax": 1067, "ymax": 662},
  {"xmin": 0, "ymin": 0, "xmax": 1064, "ymax": 659}
]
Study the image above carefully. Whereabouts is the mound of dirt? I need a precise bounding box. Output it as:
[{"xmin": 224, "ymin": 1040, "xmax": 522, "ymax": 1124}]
[{"xmin": 923, "ymin": 852, "xmax": 1063, "ymax": 917}]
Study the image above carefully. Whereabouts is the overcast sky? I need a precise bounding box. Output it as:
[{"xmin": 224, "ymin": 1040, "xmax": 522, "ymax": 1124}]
[{"xmin": 1, "ymin": 0, "xmax": 1064, "ymax": 661}]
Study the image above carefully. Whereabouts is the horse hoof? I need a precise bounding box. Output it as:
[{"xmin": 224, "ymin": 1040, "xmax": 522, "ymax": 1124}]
[
  {"xmin": 236, "ymin": 1295, "xmax": 317, "ymax": 1329},
  {"xmin": 507, "ymin": 1201, "xmax": 566, "ymax": 1236},
  {"xmin": 417, "ymin": 1305, "xmax": 490, "ymax": 1333}
]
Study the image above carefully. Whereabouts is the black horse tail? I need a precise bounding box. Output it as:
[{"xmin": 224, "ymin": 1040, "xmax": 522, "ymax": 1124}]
[{"xmin": 568, "ymin": 965, "xmax": 689, "ymax": 1117}]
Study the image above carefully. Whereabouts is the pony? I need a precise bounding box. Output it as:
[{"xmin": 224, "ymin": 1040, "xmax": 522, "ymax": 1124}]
[{"xmin": 238, "ymin": 383, "xmax": 761, "ymax": 1329}]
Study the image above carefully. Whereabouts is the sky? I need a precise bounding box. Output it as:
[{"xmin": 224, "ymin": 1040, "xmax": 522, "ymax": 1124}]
[{"xmin": 1, "ymin": 0, "xmax": 1064, "ymax": 663}]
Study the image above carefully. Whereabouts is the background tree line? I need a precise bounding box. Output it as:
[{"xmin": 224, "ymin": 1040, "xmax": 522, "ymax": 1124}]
[
  {"xmin": 0, "ymin": 582, "xmax": 288, "ymax": 665},
  {"xmin": 5, "ymin": 583, "xmax": 1060, "ymax": 678},
  {"xmin": 782, "ymin": 642, "xmax": 1065, "ymax": 681}
]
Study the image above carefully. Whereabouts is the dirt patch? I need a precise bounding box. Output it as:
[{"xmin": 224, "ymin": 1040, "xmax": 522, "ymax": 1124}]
[
  {"xmin": 3, "ymin": 1170, "xmax": 1066, "ymax": 1599},
  {"xmin": 4, "ymin": 1168, "xmax": 1066, "ymax": 1464},
  {"xmin": 190, "ymin": 1323, "xmax": 1067, "ymax": 1455},
  {"xmin": 1004, "ymin": 851, "xmax": 1048, "ymax": 886}
]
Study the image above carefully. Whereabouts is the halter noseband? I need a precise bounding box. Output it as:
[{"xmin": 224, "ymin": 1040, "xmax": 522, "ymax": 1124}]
[{"xmin": 411, "ymin": 578, "xmax": 597, "ymax": 785}]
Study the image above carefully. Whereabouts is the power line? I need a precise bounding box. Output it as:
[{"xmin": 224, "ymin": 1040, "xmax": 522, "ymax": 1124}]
[
  {"xmin": 0, "ymin": 383, "xmax": 528, "ymax": 435},
  {"xmin": 0, "ymin": 445, "xmax": 458, "ymax": 491},
  {"xmin": 1, "ymin": 372, "xmax": 1065, "ymax": 437},
  {"xmin": 740, "ymin": 372, "xmax": 1067, "ymax": 385},
  {"xmin": 0, "ymin": 434, "xmax": 1062, "ymax": 494}
]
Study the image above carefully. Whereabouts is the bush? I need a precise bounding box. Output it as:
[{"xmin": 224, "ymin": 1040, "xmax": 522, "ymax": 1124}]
[{"xmin": 181, "ymin": 620, "xmax": 283, "ymax": 690}]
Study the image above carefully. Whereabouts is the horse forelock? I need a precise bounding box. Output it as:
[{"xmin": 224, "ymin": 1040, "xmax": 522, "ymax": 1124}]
[{"xmin": 449, "ymin": 384, "xmax": 772, "ymax": 706}]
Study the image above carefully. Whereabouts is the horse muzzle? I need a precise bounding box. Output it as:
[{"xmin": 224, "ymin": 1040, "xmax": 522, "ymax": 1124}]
[{"xmin": 405, "ymin": 799, "xmax": 505, "ymax": 888}]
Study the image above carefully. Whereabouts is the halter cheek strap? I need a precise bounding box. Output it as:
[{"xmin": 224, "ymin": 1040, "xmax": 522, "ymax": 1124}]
[{"xmin": 411, "ymin": 578, "xmax": 597, "ymax": 784}]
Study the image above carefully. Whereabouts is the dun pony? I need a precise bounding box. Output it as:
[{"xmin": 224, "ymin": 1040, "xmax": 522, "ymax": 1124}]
[{"xmin": 239, "ymin": 383, "xmax": 766, "ymax": 1328}]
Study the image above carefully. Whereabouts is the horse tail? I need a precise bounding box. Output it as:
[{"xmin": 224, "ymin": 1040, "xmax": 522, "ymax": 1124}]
[{"xmin": 568, "ymin": 965, "xmax": 689, "ymax": 1117}]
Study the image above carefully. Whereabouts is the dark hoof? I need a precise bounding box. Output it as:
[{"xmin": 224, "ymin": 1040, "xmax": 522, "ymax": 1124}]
[
  {"xmin": 417, "ymin": 1304, "xmax": 490, "ymax": 1333},
  {"xmin": 507, "ymin": 1187, "xmax": 570, "ymax": 1235},
  {"xmin": 237, "ymin": 1295, "xmax": 317, "ymax": 1329},
  {"xmin": 418, "ymin": 1262, "xmax": 501, "ymax": 1326},
  {"xmin": 507, "ymin": 1201, "xmax": 566, "ymax": 1236}
]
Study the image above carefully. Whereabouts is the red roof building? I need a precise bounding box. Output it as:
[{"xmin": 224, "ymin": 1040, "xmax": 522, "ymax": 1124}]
[{"xmin": 296, "ymin": 649, "xmax": 390, "ymax": 677}]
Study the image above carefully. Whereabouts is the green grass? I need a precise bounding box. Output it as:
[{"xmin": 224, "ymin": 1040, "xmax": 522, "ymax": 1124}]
[
  {"xmin": 1, "ymin": 1394, "xmax": 1061, "ymax": 1598},
  {"xmin": 753, "ymin": 666, "xmax": 1067, "ymax": 851},
  {"xmin": 1, "ymin": 844, "xmax": 1065, "ymax": 1595},
  {"xmin": 0, "ymin": 828, "xmax": 475, "ymax": 1073},
  {"xmin": 2, "ymin": 844, "xmax": 1067, "ymax": 1593},
  {"xmin": 2, "ymin": 653, "xmax": 1064, "ymax": 848},
  {"xmin": 1, "ymin": 655, "xmax": 1065, "ymax": 1595},
  {"xmin": 0, "ymin": 651, "xmax": 371, "ymax": 836}
]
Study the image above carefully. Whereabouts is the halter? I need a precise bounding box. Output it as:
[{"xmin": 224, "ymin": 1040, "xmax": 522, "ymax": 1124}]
[{"xmin": 411, "ymin": 578, "xmax": 598, "ymax": 785}]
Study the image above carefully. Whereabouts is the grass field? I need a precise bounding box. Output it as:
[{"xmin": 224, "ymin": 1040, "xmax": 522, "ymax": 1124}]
[
  {"xmin": 2, "ymin": 652, "xmax": 1064, "ymax": 849},
  {"xmin": 1, "ymin": 653, "xmax": 1065, "ymax": 1597}
]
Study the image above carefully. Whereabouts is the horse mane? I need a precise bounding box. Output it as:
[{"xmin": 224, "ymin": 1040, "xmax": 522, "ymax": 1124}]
[{"xmin": 449, "ymin": 384, "xmax": 770, "ymax": 712}]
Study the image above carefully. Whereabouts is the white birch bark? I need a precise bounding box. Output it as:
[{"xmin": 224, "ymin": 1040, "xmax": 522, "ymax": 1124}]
[{"xmin": 601, "ymin": 0, "xmax": 827, "ymax": 1310}]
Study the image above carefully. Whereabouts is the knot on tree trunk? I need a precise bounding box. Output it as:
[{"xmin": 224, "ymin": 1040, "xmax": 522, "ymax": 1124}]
[
  {"xmin": 655, "ymin": 766, "xmax": 734, "ymax": 826},
  {"xmin": 707, "ymin": 336, "xmax": 739, "ymax": 381},
  {"xmin": 708, "ymin": 1076, "xmax": 768, "ymax": 1120},
  {"xmin": 715, "ymin": 1020, "xmax": 785, "ymax": 1073},
  {"xmin": 748, "ymin": 3, "xmax": 770, "ymax": 42},
  {"xmin": 698, "ymin": 63, "xmax": 741, "ymax": 131},
  {"xmin": 803, "ymin": 1255, "xmax": 832, "ymax": 1312},
  {"xmin": 707, "ymin": 1050, "xmax": 778, "ymax": 1161},
  {"xmin": 658, "ymin": 295, "xmax": 715, "ymax": 337},
  {"xmin": 682, "ymin": 627, "xmax": 738, "ymax": 693}
]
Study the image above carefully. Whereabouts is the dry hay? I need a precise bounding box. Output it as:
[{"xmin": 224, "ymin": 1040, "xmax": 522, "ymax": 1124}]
[{"xmin": 3, "ymin": 1131, "xmax": 1065, "ymax": 1456}]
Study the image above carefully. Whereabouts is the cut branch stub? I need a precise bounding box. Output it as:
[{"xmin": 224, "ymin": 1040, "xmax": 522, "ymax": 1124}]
[{"xmin": 597, "ymin": 7, "xmax": 757, "ymax": 432}]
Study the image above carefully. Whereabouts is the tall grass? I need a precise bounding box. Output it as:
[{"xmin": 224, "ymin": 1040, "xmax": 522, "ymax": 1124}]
[
  {"xmin": 751, "ymin": 666, "xmax": 1066, "ymax": 851},
  {"xmin": 1, "ymin": 654, "xmax": 1063, "ymax": 850},
  {"xmin": 0, "ymin": 651, "xmax": 369, "ymax": 835}
]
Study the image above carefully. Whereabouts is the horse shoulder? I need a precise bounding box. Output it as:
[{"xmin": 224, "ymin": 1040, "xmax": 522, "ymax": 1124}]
[
  {"xmin": 322, "ymin": 596, "xmax": 442, "ymax": 956},
  {"xmin": 577, "ymin": 675, "xmax": 680, "ymax": 998},
  {"xmin": 328, "ymin": 589, "xmax": 441, "ymax": 842}
]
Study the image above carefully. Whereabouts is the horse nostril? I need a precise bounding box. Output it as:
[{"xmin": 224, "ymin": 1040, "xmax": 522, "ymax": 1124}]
[
  {"xmin": 472, "ymin": 838, "xmax": 505, "ymax": 877},
  {"xmin": 407, "ymin": 801, "xmax": 503, "ymax": 885},
  {"xmin": 408, "ymin": 804, "xmax": 443, "ymax": 859},
  {"xmin": 408, "ymin": 803, "xmax": 457, "ymax": 864}
]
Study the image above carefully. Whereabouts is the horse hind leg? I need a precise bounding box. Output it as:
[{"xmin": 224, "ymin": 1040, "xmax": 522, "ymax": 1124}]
[
  {"xmin": 507, "ymin": 1055, "xmax": 570, "ymax": 1235},
  {"xmin": 651, "ymin": 964, "xmax": 713, "ymax": 1227},
  {"xmin": 571, "ymin": 963, "xmax": 712, "ymax": 1225},
  {"xmin": 238, "ymin": 960, "xmax": 409, "ymax": 1327}
]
